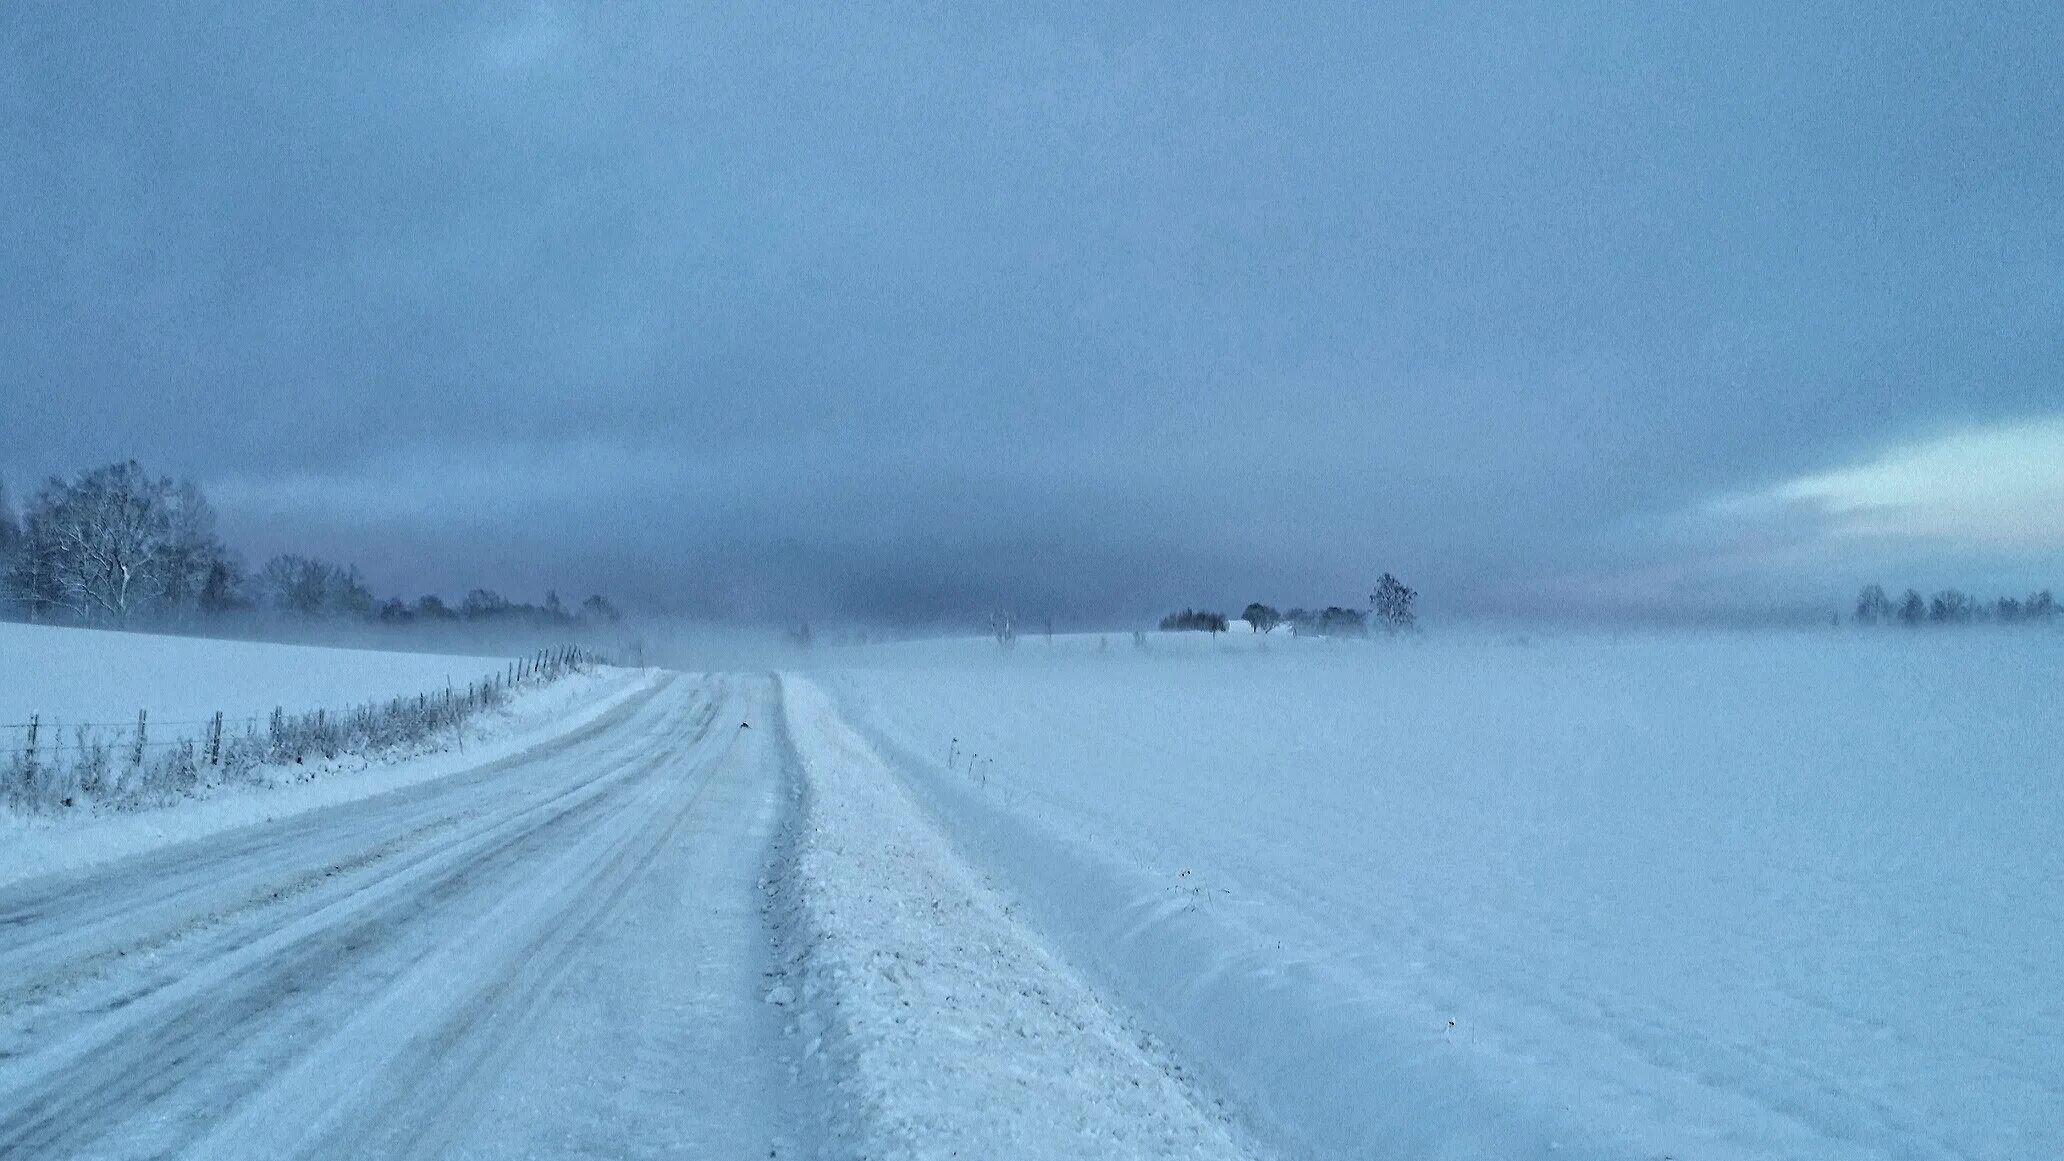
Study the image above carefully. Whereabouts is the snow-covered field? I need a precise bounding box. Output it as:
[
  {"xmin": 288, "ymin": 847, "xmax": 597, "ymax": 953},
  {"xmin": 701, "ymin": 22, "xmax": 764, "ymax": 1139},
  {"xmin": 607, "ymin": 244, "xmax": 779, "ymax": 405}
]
[
  {"xmin": 7, "ymin": 622, "xmax": 2058, "ymax": 1158},
  {"xmin": 0, "ymin": 621, "xmax": 515, "ymax": 727},
  {"xmin": 0, "ymin": 622, "xmax": 649, "ymax": 886},
  {"xmin": 821, "ymin": 629, "xmax": 2064, "ymax": 1160},
  {"xmin": 0, "ymin": 664, "xmax": 653, "ymax": 890}
]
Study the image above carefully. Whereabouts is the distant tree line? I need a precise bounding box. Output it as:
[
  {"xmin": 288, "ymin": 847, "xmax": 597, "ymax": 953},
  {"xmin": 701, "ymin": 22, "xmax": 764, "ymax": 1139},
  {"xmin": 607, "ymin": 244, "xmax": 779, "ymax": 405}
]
[
  {"xmin": 1159, "ymin": 608, "xmax": 1230, "ymax": 633},
  {"xmin": 0, "ymin": 461, "xmax": 623, "ymax": 631},
  {"xmin": 1853, "ymin": 583, "xmax": 2056, "ymax": 627},
  {"xmin": 1166, "ymin": 573, "xmax": 1419, "ymax": 639}
]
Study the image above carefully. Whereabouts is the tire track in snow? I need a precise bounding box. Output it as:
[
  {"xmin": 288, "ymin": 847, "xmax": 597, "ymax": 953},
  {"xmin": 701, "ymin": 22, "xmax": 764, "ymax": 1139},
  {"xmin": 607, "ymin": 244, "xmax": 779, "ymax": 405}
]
[
  {"xmin": 0, "ymin": 677, "xmax": 714, "ymax": 1156},
  {"xmin": 0, "ymin": 672, "xmax": 804, "ymax": 1160},
  {"xmin": 284, "ymin": 682, "xmax": 753, "ymax": 1159},
  {"xmin": 0, "ymin": 671, "xmax": 674, "ymax": 1015}
]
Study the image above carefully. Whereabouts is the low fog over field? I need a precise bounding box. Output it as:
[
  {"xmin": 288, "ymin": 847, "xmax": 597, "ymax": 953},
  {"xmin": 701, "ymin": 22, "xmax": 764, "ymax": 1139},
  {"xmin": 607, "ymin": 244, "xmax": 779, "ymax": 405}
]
[
  {"xmin": 3, "ymin": 3, "xmax": 2059, "ymax": 1159},
  {"xmin": 819, "ymin": 629, "xmax": 2064, "ymax": 1157}
]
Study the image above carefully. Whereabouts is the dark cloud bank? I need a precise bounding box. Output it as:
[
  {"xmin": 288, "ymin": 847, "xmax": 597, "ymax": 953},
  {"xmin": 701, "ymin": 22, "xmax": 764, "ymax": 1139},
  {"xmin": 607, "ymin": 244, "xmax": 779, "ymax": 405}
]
[{"xmin": 4, "ymin": 3, "xmax": 2059, "ymax": 626}]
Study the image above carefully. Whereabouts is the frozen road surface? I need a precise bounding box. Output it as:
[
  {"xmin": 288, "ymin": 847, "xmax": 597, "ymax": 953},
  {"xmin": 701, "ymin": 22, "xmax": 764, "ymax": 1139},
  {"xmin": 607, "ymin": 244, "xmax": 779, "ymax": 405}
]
[{"xmin": 0, "ymin": 673, "xmax": 804, "ymax": 1160}]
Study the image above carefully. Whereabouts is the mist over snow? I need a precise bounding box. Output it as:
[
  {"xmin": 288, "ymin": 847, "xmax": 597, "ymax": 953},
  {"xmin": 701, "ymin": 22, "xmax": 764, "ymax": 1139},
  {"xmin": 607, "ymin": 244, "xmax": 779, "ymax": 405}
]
[
  {"xmin": 815, "ymin": 628, "xmax": 2064, "ymax": 1159},
  {"xmin": 4, "ymin": 7, "xmax": 2061, "ymax": 1159}
]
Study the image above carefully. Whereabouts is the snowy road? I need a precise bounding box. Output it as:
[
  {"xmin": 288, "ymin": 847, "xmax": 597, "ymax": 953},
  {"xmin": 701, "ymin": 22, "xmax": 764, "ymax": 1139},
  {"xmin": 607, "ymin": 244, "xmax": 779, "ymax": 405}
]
[{"xmin": 0, "ymin": 672, "xmax": 805, "ymax": 1160}]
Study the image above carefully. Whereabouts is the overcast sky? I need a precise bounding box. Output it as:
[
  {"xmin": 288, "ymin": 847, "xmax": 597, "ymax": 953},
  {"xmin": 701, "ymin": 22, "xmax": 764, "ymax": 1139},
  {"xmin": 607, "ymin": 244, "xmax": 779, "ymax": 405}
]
[{"xmin": 4, "ymin": 2, "xmax": 2059, "ymax": 624}]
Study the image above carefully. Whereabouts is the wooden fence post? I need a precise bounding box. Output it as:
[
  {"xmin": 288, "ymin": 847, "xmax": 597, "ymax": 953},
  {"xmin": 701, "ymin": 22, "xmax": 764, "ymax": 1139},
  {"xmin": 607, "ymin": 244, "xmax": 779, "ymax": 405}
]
[{"xmin": 132, "ymin": 710, "xmax": 148, "ymax": 766}]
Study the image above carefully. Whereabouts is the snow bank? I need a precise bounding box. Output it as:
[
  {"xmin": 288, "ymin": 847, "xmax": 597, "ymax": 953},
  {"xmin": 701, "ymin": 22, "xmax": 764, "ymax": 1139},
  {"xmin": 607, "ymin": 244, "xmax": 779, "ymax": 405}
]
[
  {"xmin": 829, "ymin": 630, "xmax": 2064, "ymax": 1160},
  {"xmin": 771, "ymin": 675, "xmax": 1257, "ymax": 1161},
  {"xmin": 0, "ymin": 665, "xmax": 659, "ymax": 890}
]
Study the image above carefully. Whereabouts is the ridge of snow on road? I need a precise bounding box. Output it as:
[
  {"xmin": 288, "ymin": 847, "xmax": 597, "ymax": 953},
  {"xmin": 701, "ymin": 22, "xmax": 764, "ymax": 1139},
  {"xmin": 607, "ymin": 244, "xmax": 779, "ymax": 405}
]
[
  {"xmin": 772, "ymin": 675, "xmax": 1257, "ymax": 1161},
  {"xmin": 828, "ymin": 630, "xmax": 2064, "ymax": 1161}
]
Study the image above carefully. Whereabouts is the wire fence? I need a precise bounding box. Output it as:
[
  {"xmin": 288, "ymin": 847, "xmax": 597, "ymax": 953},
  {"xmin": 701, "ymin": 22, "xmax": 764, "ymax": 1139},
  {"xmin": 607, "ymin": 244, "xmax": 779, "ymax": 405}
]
[
  {"xmin": 0, "ymin": 715, "xmax": 268, "ymax": 755},
  {"xmin": 4, "ymin": 646, "xmax": 604, "ymax": 813},
  {"xmin": 0, "ymin": 718, "xmax": 261, "ymax": 730}
]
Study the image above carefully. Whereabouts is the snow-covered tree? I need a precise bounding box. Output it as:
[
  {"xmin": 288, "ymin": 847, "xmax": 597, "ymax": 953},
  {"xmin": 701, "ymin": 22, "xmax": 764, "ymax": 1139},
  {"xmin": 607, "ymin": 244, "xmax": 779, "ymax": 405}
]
[{"xmin": 20, "ymin": 461, "xmax": 181, "ymax": 625}]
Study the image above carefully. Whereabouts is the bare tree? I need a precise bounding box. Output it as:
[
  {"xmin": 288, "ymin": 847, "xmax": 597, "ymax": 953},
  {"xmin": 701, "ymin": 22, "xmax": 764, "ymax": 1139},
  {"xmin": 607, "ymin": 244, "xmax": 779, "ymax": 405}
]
[
  {"xmin": 461, "ymin": 588, "xmax": 511, "ymax": 619},
  {"xmin": 415, "ymin": 594, "xmax": 459, "ymax": 621},
  {"xmin": 197, "ymin": 556, "xmax": 248, "ymax": 615},
  {"xmin": 0, "ymin": 475, "xmax": 20, "ymax": 616},
  {"xmin": 0, "ymin": 475, "xmax": 19, "ymax": 567},
  {"xmin": 1855, "ymin": 584, "xmax": 1893, "ymax": 625},
  {"xmin": 256, "ymin": 554, "xmax": 370, "ymax": 617},
  {"xmin": 1929, "ymin": 590, "xmax": 1975, "ymax": 624},
  {"xmin": 1897, "ymin": 589, "xmax": 1927, "ymax": 625},
  {"xmin": 1371, "ymin": 573, "xmax": 1418, "ymax": 634},
  {"xmin": 1241, "ymin": 603, "xmax": 1282, "ymax": 633},
  {"xmin": 1317, "ymin": 606, "xmax": 1368, "ymax": 637},
  {"xmin": 579, "ymin": 593, "xmax": 622, "ymax": 624},
  {"xmin": 329, "ymin": 564, "xmax": 376, "ymax": 617},
  {"xmin": 154, "ymin": 480, "xmax": 230, "ymax": 623},
  {"xmin": 259, "ymin": 554, "xmax": 325, "ymax": 615},
  {"xmin": 1159, "ymin": 609, "xmax": 1228, "ymax": 632},
  {"xmin": 4, "ymin": 506, "xmax": 60, "ymax": 620}
]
